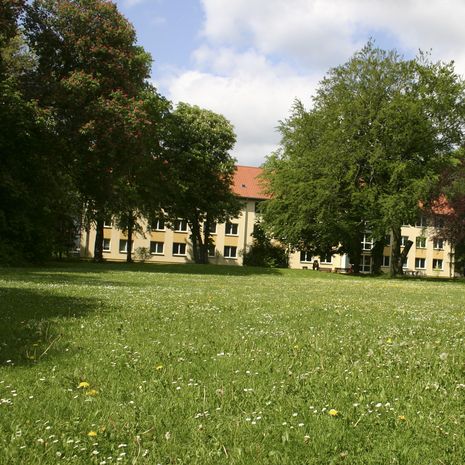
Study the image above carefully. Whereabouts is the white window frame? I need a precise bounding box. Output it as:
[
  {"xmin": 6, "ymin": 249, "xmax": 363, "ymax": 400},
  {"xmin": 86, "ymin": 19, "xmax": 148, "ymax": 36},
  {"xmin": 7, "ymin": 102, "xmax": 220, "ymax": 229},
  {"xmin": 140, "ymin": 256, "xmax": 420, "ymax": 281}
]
[
  {"xmin": 360, "ymin": 255, "xmax": 372, "ymax": 273},
  {"xmin": 361, "ymin": 233, "xmax": 373, "ymax": 251},
  {"xmin": 320, "ymin": 253, "xmax": 332, "ymax": 264},
  {"xmin": 382, "ymin": 255, "xmax": 390, "ymax": 267},
  {"xmin": 415, "ymin": 257, "xmax": 426, "ymax": 269},
  {"xmin": 300, "ymin": 251, "xmax": 312, "ymax": 263},
  {"xmin": 416, "ymin": 216, "xmax": 427, "ymax": 227},
  {"xmin": 416, "ymin": 237, "xmax": 427, "ymax": 249},
  {"xmin": 103, "ymin": 217, "xmax": 112, "ymax": 228},
  {"xmin": 103, "ymin": 238, "xmax": 111, "ymax": 252},
  {"xmin": 151, "ymin": 219, "xmax": 165, "ymax": 231},
  {"xmin": 174, "ymin": 219, "xmax": 188, "ymax": 232},
  {"xmin": 225, "ymin": 223, "xmax": 239, "ymax": 236},
  {"xmin": 400, "ymin": 236, "xmax": 409, "ymax": 247},
  {"xmin": 433, "ymin": 238, "xmax": 444, "ymax": 250},
  {"xmin": 172, "ymin": 242, "xmax": 187, "ymax": 256},
  {"xmin": 434, "ymin": 217, "xmax": 445, "ymax": 229},
  {"xmin": 205, "ymin": 222, "xmax": 217, "ymax": 235},
  {"xmin": 119, "ymin": 239, "xmax": 133, "ymax": 254},
  {"xmin": 150, "ymin": 241, "xmax": 164, "ymax": 255},
  {"xmin": 432, "ymin": 258, "xmax": 443, "ymax": 270},
  {"xmin": 224, "ymin": 245, "xmax": 237, "ymax": 259},
  {"xmin": 208, "ymin": 244, "xmax": 216, "ymax": 257}
]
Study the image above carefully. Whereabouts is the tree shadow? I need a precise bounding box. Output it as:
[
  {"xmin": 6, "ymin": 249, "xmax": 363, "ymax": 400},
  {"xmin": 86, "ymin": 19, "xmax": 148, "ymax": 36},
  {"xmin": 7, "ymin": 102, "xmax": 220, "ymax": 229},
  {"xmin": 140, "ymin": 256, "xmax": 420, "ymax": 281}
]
[
  {"xmin": 25, "ymin": 261, "xmax": 285, "ymax": 277},
  {"xmin": 0, "ymin": 287, "xmax": 95, "ymax": 366}
]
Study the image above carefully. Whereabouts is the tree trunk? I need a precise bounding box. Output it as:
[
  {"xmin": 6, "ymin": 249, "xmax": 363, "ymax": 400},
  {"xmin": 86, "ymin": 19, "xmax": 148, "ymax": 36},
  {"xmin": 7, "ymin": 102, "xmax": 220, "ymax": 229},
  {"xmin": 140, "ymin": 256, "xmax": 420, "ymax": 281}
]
[
  {"xmin": 126, "ymin": 211, "xmax": 133, "ymax": 263},
  {"xmin": 349, "ymin": 233, "xmax": 362, "ymax": 274},
  {"xmin": 371, "ymin": 240, "xmax": 384, "ymax": 275},
  {"xmin": 390, "ymin": 226, "xmax": 403, "ymax": 277},
  {"xmin": 190, "ymin": 219, "xmax": 201, "ymax": 263},
  {"xmin": 201, "ymin": 217, "xmax": 211, "ymax": 264},
  {"xmin": 94, "ymin": 216, "xmax": 104, "ymax": 262}
]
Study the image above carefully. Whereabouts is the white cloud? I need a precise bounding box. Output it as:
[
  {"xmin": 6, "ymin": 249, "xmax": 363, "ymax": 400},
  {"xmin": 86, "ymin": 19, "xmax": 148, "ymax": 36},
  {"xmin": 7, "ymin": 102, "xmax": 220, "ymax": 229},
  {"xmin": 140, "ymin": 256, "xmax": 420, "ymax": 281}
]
[
  {"xmin": 161, "ymin": 53, "xmax": 318, "ymax": 166},
  {"xmin": 122, "ymin": 0, "xmax": 147, "ymax": 7},
  {"xmin": 157, "ymin": 0, "xmax": 465, "ymax": 166},
  {"xmin": 201, "ymin": 0, "xmax": 465, "ymax": 72}
]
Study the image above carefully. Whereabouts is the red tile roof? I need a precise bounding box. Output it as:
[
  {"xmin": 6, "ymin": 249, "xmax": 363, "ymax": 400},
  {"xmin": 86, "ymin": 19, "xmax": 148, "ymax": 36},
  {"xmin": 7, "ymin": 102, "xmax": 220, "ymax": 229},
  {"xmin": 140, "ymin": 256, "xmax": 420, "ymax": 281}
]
[{"xmin": 232, "ymin": 165, "xmax": 270, "ymax": 200}]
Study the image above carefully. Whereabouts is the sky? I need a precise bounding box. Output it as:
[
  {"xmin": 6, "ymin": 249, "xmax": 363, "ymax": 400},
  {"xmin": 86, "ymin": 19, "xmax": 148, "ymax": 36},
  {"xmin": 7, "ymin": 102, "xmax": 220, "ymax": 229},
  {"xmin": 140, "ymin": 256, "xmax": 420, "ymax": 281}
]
[{"xmin": 114, "ymin": 0, "xmax": 465, "ymax": 167}]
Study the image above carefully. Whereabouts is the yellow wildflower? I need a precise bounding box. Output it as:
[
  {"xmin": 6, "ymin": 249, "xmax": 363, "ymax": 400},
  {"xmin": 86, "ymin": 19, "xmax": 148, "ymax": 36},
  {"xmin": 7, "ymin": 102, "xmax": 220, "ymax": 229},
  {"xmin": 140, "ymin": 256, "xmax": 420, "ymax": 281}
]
[
  {"xmin": 87, "ymin": 431, "xmax": 97, "ymax": 437},
  {"xmin": 398, "ymin": 415, "xmax": 406, "ymax": 421},
  {"xmin": 328, "ymin": 409, "xmax": 339, "ymax": 417},
  {"xmin": 78, "ymin": 381, "xmax": 90, "ymax": 389},
  {"xmin": 386, "ymin": 338, "xmax": 393, "ymax": 344},
  {"xmin": 85, "ymin": 389, "xmax": 98, "ymax": 396},
  {"xmin": 155, "ymin": 364, "xmax": 164, "ymax": 370}
]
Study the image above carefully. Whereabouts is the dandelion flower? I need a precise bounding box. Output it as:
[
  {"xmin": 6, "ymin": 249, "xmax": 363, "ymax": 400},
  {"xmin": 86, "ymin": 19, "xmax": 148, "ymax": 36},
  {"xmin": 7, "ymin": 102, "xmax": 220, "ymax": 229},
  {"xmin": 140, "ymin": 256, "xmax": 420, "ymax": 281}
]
[
  {"xmin": 386, "ymin": 338, "xmax": 393, "ymax": 344},
  {"xmin": 85, "ymin": 389, "xmax": 98, "ymax": 396},
  {"xmin": 87, "ymin": 431, "xmax": 97, "ymax": 437},
  {"xmin": 155, "ymin": 364, "xmax": 164, "ymax": 370},
  {"xmin": 328, "ymin": 409, "xmax": 339, "ymax": 417},
  {"xmin": 78, "ymin": 381, "xmax": 90, "ymax": 389},
  {"xmin": 398, "ymin": 415, "xmax": 406, "ymax": 421}
]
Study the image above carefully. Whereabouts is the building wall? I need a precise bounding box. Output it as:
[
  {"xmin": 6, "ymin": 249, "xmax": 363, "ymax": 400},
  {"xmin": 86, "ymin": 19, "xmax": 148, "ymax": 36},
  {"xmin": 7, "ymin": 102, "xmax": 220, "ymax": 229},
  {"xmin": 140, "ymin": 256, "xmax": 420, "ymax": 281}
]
[
  {"xmin": 81, "ymin": 206, "xmax": 454, "ymax": 277},
  {"xmin": 80, "ymin": 199, "xmax": 260, "ymax": 265},
  {"xmin": 288, "ymin": 224, "xmax": 454, "ymax": 277}
]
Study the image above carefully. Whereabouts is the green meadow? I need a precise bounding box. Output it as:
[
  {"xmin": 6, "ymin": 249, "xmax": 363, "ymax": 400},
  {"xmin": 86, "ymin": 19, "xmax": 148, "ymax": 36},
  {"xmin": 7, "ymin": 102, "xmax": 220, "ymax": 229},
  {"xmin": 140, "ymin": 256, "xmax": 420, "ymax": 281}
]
[{"xmin": 1, "ymin": 263, "xmax": 464, "ymax": 464}]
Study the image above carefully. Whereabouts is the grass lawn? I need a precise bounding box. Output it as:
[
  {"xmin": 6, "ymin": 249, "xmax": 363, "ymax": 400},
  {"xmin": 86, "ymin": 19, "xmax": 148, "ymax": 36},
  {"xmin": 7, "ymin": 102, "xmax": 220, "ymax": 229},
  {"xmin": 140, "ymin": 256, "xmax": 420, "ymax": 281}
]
[{"xmin": 1, "ymin": 263, "xmax": 464, "ymax": 464}]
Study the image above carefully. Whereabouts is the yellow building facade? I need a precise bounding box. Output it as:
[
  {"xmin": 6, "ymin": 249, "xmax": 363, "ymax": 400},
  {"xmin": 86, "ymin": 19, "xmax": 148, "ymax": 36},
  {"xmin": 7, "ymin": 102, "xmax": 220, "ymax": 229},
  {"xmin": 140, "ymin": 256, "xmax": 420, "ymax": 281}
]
[
  {"xmin": 80, "ymin": 166, "xmax": 266, "ymax": 266},
  {"xmin": 80, "ymin": 166, "xmax": 456, "ymax": 277}
]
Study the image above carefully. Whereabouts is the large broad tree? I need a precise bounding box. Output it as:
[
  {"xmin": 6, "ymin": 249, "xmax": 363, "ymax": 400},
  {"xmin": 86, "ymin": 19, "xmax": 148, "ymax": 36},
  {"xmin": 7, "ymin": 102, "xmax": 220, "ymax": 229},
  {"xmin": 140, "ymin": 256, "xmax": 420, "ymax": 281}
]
[
  {"xmin": 109, "ymin": 86, "xmax": 171, "ymax": 263},
  {"xmin": 165, "ymin": 103, "xmax": 241, "ymax": 264},
  {"xmin": 262, "ymin": 43, "xmax": 465, "ymax": 276},
  {"xmin": 23, "ymin": 0, "xmax": 153, "ymax": 261},
  {"xmin": 0, "ymin": 0, "xmax": 80, "ymax": 263}
]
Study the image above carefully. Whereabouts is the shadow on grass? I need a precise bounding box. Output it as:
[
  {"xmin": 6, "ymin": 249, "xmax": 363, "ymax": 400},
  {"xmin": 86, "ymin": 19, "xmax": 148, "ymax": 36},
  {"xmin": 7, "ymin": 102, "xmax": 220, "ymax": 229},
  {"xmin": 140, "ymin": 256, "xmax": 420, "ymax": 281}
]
[
  {"xmin": 0, "ymin": 287, "xmax": 95, "ymax": 366},
  {"xmin": 10, "ymin": 260, "xmax": 285, "ymax": 278}
]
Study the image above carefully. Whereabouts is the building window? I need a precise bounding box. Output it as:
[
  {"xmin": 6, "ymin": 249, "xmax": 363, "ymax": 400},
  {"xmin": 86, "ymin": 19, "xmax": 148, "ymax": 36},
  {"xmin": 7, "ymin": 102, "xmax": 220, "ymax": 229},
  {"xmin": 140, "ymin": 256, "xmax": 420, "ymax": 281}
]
[
  {"xmin": 361, "ymin": 233, "xmax": 373, "ymax": 251},
  {"xmin": 150, "ymin": 241, "xmax": 164, "ymax": 255},
  {"xmin": 224, "ymin": 246, "xmax": 237, "ymax": 258},
  {"xmin": 402, "ymin": 257, "xmax": 408, "ymax": 269},
  {"xmin": 208, "ymin": 244, "xmax": 216, "ymax": 257},
  {"xmin": 433, "ymin": 238, "xmax": 444, "ymax": 249},
  {"xmin": 172, "ymin": 242, "xmax": 186, "ymax": 256},
  {"xmin": 416, "ymin": 216, "xmax": 427, "ymax": 227},
  {"xmin": 151, "ymin": 219, "xmax": 165, "ymax": 231},
  {"xmin": 119, "ymin": 240, "xmax": 133, "ymax": 253},
  {"xmin": 382, "ymin": 255, "xmax": 390, "ymax": 267},
  {"xmin": 415, "ymin": 237, "xmax": 427, "ymax": 249},
  {"xmin": 300, "ymin": 251, "xmax": 312, "ymax": 263},
  {"xmin": 320, "ymin": 253, "xmax": 332, "ymax": 264},
  {"xmin": 400, "ymin": 236, "xmax": 409, "ymax": 247},
  {"xmin": 103, "ymin": 238, "xmax": 111, "ymax": 252},
  {"xmin": 205, "ymin": 222, "xmax": 217, "ymax": 234},
  {"xmin": 361, "ymin": 255, "xmax": 372, "ymax": 273},
  {"xmin": 415, "ymin": 257, "xmax": 426, "ymax": 269},
  {"xmin": 384, "ymin": 235, "xmax": 391, "ymax": 246},
  {"xmin": 174, "ymin": 219, "xmax": 188, "ymax": 232},
  {"xmin": 103, "ymin": 217, "xmax": 112, "ymax": 228},
  {"xmin": 433, "ymin": 258, "xmax": 443, "ymax": 270},
  {"xmin": 225, "ymin": 222, "xmax": 239, "ymax": 236},
  {"xmin": 434, "ymin": 216, "xmax": 445, "ymax": 228}
]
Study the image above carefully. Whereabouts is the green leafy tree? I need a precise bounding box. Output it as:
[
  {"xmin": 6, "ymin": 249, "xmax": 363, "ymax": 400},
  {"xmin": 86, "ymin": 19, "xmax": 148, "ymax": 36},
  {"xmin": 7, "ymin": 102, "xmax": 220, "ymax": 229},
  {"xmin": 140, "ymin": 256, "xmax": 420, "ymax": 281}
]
[
  {"xmin": 263, "ymin": 43, "xmax": 465, "ymax": 276},
  {"xmin": 165, "ymin": 103, "xmax": 241, "ymax": 264},
  {"xmin": 23, "ymin": 0, "xmax": 153, "ymax": 261},
  {"xmin": 0, "ymin": 0, "xmax": 80, "ymax": 263},
  {"xmin": 243, "ymin": 221, "xmax": 288, "ymax": 268}
]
